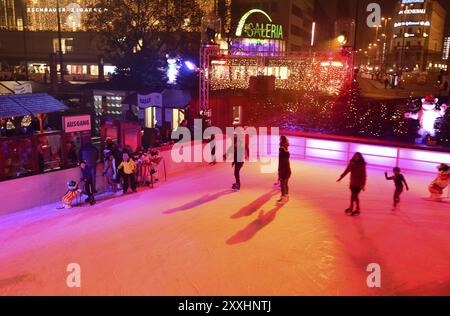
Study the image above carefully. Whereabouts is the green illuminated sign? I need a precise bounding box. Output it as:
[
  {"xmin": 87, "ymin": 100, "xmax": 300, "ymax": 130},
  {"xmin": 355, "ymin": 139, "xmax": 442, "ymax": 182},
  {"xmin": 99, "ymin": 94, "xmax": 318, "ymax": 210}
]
[{"xmin": 236, "ymin": 9, "xmax": 283, "ymax": 40}]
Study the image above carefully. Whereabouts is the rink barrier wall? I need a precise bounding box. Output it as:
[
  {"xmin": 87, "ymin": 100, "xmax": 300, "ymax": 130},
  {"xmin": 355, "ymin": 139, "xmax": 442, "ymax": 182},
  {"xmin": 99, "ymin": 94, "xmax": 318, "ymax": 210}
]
[
  {"xmin": 1, "ymin": 140, "xmax": 210, "ymax": 215},
  {"xmin": 272, "ymin": 132, "xmax": 450, "ymax": 174}
]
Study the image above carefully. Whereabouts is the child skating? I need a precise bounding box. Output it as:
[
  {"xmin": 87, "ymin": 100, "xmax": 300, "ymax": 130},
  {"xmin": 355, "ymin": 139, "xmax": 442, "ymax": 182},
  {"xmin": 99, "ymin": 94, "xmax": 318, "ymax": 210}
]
[
  {"xmin": 385, "ymin": 167, "xmax": 409, "ymax": 210},
  {"xmin": 337, "ymin": 152, "xmax": 367, "ymax": 216},
  {"xmin": 428, "ymin": 163, "xmax": 450, "ymax": 201}
]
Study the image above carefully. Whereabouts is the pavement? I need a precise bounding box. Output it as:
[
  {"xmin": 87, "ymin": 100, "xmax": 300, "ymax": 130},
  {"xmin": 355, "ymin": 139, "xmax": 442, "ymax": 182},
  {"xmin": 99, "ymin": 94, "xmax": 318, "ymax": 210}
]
[{"xmin": 358, "ymin": 78, "xmax": 444, "ymax": 100}]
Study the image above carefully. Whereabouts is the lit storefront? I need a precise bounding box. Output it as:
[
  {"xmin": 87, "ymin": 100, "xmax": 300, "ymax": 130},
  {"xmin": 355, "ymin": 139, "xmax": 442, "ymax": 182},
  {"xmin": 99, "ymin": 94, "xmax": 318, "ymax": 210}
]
[
  {"xmin": 0, "ymin": 93, "xmax": 75, "ymax": 181},
  {"xmin": 0, "ymin": 1, "xmax": 112, "ymax": 82}
]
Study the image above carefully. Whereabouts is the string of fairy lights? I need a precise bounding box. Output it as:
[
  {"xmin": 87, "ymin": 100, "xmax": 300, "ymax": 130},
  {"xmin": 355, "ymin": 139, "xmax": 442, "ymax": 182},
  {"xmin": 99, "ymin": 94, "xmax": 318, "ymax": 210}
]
[{"xmin": 209, "ymin": 55, "xmax": 351, "ymax": 95}]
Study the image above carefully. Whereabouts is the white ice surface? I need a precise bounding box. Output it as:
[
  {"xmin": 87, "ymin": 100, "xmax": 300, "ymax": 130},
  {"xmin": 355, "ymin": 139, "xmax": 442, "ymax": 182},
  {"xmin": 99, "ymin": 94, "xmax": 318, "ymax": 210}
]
[{"xmin": 1, "ymin": 159, "xmax": 450, "ymax": 295}]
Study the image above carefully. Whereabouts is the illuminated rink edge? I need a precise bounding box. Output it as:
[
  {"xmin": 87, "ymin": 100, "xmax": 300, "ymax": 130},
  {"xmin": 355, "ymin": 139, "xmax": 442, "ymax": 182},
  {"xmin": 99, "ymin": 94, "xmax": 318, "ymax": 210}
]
[{"xmin": 262, "ymin": 133, "xmax": 450, "ymax": 174}]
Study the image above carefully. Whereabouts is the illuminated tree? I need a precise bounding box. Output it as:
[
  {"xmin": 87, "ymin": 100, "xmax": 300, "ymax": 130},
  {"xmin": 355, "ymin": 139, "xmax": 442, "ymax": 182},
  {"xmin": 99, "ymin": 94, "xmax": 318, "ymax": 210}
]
[
  {"xmin": 436, "ymin": 107, "xmax": 450, "ymax": 145},
  {"xmin": 90, "ymin": 0, "xmax": 204, "ymax": 89}
]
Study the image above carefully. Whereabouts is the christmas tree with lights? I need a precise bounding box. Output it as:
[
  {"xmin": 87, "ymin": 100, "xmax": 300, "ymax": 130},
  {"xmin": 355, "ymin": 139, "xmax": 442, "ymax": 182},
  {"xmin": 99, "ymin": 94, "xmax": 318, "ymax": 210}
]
[
  {"xmin": 332, "ymin": 80, "xmax": 364, "ymax": 135},
  {"xmin": 436, "ymin": 105, "xmax": 450, "ymax": 145}
]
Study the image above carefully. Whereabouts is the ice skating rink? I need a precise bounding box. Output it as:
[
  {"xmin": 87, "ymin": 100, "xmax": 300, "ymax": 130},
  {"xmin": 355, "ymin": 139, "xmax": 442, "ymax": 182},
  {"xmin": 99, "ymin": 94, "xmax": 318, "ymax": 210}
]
[{"xmin": 1, "ymin": 159, "xmax": 450, "ymax": 296}]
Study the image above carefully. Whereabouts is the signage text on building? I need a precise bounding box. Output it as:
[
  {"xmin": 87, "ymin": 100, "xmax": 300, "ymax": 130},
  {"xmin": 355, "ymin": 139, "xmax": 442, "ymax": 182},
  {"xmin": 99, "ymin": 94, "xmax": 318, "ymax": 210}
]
[
  {"xmin": 236, "ymin": 9, "xmax": 283, "ymax": 40},
  {"xmin": 63, "ymin": 115, "xmax": 91, "ymax": 133}
]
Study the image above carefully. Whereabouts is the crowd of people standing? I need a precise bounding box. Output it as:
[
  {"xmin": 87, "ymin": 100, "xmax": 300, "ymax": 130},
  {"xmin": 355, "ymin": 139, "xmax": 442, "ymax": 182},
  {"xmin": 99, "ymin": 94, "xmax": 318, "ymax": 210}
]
[{"xmin": 61, "ymin": 138, "xmax": 162, "ymax": 209}]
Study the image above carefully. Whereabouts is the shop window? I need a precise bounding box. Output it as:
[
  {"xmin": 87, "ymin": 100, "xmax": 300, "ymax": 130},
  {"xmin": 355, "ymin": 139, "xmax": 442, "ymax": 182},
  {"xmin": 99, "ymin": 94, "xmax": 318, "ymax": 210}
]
[
  {"xmin": 233, "ymin": 106, "xmax": 242, "ymax": 125},
  {"xmin": 36, "ymin": 134, "xmax": 62, "ymax": 173},
  {"xmin": 1, "ymin": 138, "xmax": 35, "ymax": 178},
  {"xmin": 90, "ymin": 65, "xmax": 99, "ymax": 76},
  {"xmin": 64, "ymin": 132, "xmax": 87, "ymax": 167},
  {"xmin": 145, "ymin": 107, "xmax": 157, "ymax": 128},
  {"xmin": 172, "ymin": 109, "xmax": 185, "ymax": 131}
]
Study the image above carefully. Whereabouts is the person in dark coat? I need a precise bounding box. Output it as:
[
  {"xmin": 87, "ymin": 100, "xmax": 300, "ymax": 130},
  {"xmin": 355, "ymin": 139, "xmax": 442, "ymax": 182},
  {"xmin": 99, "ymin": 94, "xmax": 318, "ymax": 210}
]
[
  {"xmin": 385, "ymin": 167, "xmax": 409, "ymax": 209},
  {"xmin": 80, "ymin": 160, "xmax": 95, "ymax": 206},
  {"xmin": 337, "ymin": 152, "xmax": 367, "ymax": 216},
  {"xmin": 225, "ymin": 134, "xmax": 248, "ymax": 191},
  {"xmin": 78, "ymin": 142, "xmax": 99, "ymax": 192},
  {"xmin": 278, "ymin": 136, "xmax": 291, "ymax": 202}
]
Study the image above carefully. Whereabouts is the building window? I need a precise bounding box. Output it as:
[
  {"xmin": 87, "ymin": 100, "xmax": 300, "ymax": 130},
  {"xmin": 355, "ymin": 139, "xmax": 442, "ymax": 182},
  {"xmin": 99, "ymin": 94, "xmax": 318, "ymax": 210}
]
[
  {"xmin": 53, "ymin": 38, "xmax": 74, "ymax": 54},
  {"xmin": 291, "ymin": 24, "xmax": 309, "ymax": 38},
  {"xmin": 292, "ymin": 4, "xmax": 302, "ymax": 18},
  {"xmin": 271, "ymin": 2, "xmax": 278, "ymax": 12},
  {"xmin": 232, "ymin": 106, "xmax": 242, "ymax": 125}
]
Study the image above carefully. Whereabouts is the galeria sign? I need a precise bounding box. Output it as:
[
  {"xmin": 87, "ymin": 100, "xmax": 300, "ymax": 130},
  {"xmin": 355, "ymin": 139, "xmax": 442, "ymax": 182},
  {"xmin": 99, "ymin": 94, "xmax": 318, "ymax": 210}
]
[{"xmin": 236, "ymin": 9, "xmax": 283, "ymax": 39}]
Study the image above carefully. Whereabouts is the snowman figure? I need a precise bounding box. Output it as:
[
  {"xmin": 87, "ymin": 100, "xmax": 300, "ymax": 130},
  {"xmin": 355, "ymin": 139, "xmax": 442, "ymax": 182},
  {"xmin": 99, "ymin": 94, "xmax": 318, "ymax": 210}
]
[{"xmin": 405, "ymin": 95, "xmax": 448, "ymax": 139}]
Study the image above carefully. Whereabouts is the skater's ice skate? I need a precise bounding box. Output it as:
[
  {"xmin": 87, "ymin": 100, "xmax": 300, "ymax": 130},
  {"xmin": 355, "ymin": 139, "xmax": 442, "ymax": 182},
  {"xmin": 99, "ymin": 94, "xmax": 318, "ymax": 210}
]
[
  {"xmin": 345, "ymin": 208, "xmax": 353, "ymax": 215},
  {"xmin": 352, "ymin": 209, "xmax": 361, "ymax": 216},
  {"xmin": 232, "ymin": 183, "xmax": 240, "ymax": 191}
]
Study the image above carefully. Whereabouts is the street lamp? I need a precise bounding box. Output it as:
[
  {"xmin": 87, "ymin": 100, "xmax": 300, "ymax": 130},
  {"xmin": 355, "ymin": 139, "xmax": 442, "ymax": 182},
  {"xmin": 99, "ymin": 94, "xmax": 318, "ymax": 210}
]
[
  {"xmin": 337, "ymin": 35, "xmax": 347, "ymax": 45},
  {"xmin": 399, "ymin": 4, "xmax": 411, "ymax": 72},
  {"xmin": 56, "ymin": 0, "xmax": 65, "ymax": 85},
  {"xmin": 381, "ymin": 17, "xmax": 392, "ymax": 68}
]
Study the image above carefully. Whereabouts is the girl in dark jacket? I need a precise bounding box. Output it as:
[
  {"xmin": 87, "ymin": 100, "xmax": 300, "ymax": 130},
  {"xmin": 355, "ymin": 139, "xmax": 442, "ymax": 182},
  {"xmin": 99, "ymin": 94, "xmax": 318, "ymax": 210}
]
[
  {"xmin": 337, "ymin": 152, "xmax": 367, "ymax": 216},
  {"xmin": 278, "ymin": 136, "xmax": 291, "ymax": 202}
]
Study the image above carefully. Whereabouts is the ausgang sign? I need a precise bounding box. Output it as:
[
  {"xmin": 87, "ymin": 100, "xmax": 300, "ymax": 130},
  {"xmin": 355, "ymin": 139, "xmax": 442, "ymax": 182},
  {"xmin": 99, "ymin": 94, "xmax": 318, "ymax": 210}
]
[
  {"xmin": 236, "ymin": 9, "xmax": 283, "ymax": 40},
  {"xmin": 63, "ymin": 115, "xmax": 91, "ymax": 133}
]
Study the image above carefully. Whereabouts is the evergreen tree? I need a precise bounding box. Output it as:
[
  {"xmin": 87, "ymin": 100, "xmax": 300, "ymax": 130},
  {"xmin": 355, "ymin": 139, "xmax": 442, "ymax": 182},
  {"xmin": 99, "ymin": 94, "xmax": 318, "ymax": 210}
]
[
  {"xmin": 436, "ymin": 105, "xmax": 450, "ymax": 145},
  {"xmin": 90, "ymin": 0, "xmax": 203, "ymax": 90}
]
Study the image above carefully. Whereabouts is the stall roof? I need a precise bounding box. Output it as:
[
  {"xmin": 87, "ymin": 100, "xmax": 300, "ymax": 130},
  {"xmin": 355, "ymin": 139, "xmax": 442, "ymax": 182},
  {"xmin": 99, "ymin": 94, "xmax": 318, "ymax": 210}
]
[
  {"xmin": 0, "ymin": 81, "xmax": 48, "ymax": 94},
  {"xmin": 0, "ymin": 96, "xmax": 30, "ymax": 118},
  {"xmin": 0, "ymin": 93, "xmax": 68, "ymax": 119}
]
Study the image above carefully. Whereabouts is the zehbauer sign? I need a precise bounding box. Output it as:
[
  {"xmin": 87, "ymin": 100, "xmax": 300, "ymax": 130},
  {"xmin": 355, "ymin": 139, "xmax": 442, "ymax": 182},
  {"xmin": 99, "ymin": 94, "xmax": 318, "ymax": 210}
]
[
  {"xmin": 63, "ymin": 115, "xmax": 91, "ymax": 133},
  {"xmin": 235, "ymin": 9, "xmax": 283, "ymax": 40}
]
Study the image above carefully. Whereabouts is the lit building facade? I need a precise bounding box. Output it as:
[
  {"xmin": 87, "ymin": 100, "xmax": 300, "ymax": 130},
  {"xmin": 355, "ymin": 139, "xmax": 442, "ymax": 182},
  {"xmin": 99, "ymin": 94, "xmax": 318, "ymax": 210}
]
[
  {"xmin": 230, "ymin": 0, "xmax": 314, "ymax": 53},
  {"xmin": 389, "ymin": 0, "xmax": 447, "ymax": 72},
  {"xmin": 0, "ymin": 0, "xmax": 112, "ymax": 81}
]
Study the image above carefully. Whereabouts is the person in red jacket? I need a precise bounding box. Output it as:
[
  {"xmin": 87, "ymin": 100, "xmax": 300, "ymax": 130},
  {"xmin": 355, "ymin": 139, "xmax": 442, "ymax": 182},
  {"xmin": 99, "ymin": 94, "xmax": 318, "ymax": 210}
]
[{"xmin": 337, "ymin": 152, "xmax": 367, "ymax": 216}]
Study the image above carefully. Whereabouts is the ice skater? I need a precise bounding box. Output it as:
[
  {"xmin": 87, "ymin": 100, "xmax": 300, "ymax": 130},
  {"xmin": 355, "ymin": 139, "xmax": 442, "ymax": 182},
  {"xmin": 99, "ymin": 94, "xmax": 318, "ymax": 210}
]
[
  {"xmin": 117, "ymin": 153, "xmax": 137, "ymax": 194},
  {"xmin": 277, "ymin": 136, "xmax": 291, "ymax": 203},
  {"xmin": 428, "ymin": 163, "xmax": 450, "ymax": 200},
  {"xmin": 209, "ymin": 134, "xmax": 216, "ymax": 165},
  {"xmin": 80, "ymin": 160, "xmax": 96, "ymax": 206},
  {"xmin": 225, "ymin": 134, "xmax": 247, "ymax": 191},
  {"xmin": 385, "ymin": 167, "xmax": 409, "ymax": 210},
  {"xmin": 337, "ymin": 152, "xmax": 367, "ymax": 216}
]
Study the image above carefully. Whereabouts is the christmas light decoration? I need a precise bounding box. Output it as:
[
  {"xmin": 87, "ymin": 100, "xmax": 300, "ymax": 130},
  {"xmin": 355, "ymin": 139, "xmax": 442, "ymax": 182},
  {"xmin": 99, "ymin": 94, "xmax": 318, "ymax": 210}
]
[{"xmin": 209, "ymin": 53, "xmax": 351, "ymax": 95}]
